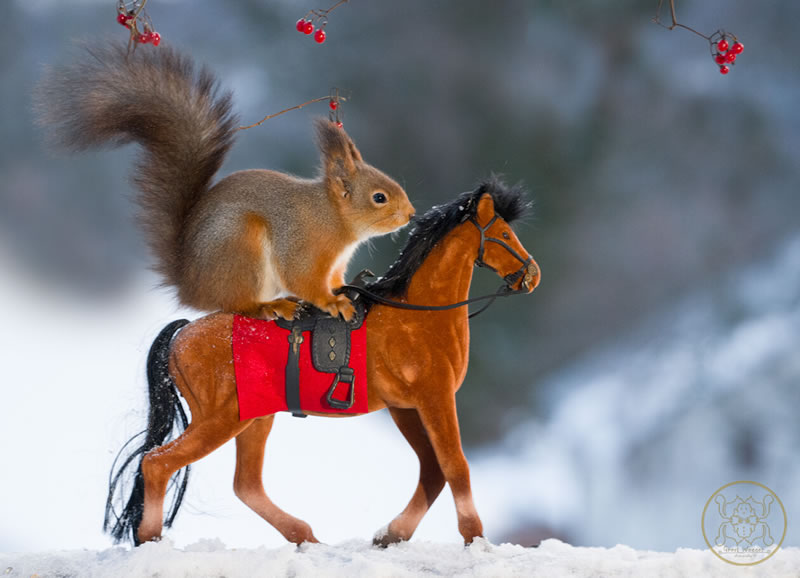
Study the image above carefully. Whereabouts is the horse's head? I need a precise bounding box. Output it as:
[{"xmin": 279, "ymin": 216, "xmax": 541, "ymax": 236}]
[
  {"xmin": 468, "ymin": 192, "xmax": 540, "ymax": 294},
  {"xmin": 363, "ymin": 177, "xmax": 539, "ymax": 303}
]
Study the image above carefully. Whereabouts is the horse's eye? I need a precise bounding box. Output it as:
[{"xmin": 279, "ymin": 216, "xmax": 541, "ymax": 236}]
[
  {"xmin": 502, "ymin": 231, "xmax": 510, "ymax": 240},
  {"xmin": 372, "ymin": 192, "xmax": 387, "ymax": 204}
]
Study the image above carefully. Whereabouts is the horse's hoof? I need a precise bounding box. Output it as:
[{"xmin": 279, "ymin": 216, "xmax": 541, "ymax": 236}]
[
  {"xmin": 373, "ymin": 525, "xmax": 406, "ymax": 548},
  {"xmin": 465, "ymin": 536, "xmax": 492, "ymax": 552},
  {"xmin": 296, "ymin": 538, "xmax": 322, "ymax": 552},
  {"xmin": 458, "ymin": 518, "xmax": 484, "ymax": 544},
  {"xmin": 284, "ymin": 520, "xmax": 318, "ymax": 546}
]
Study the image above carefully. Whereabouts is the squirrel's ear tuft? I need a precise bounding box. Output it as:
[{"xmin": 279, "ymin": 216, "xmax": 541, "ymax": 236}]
[{"xmin": 315, "ymin": 118, "xmax": 362, "ymax": 179}]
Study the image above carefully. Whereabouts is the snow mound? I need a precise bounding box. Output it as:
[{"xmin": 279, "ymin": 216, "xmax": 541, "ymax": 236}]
[{"xmin": 2, "ymin": 539, "xmax": 799, "ymax": 578}]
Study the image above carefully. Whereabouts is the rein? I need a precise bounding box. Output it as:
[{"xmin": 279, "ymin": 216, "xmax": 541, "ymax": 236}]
[
  {"xmin": 343, "ymin": 283, "xmax": 528, "ymax": 319},
  {"xmin": 342, "ymin": 215, "xmax": 534, "ymax": 319}
]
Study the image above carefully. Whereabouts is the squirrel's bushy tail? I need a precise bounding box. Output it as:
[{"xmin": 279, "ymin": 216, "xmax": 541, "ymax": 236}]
[{"xmin": 35, "ymin": 43, "xmax": 238, "ymax": 288}]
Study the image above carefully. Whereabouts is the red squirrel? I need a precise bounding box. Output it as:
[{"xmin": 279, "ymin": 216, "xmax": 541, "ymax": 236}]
[{"xmin": 36, "ymin": 43, "xmax": 415, "ymax": 320}]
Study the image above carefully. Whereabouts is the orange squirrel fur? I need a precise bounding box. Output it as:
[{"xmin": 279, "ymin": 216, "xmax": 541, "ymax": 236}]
[{"xmin": 35, "ymin": 43, "xmax": 414, "ymax": 320}]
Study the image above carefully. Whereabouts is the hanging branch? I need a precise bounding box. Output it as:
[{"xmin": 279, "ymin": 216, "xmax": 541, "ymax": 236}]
[
  {"xmin": 652, "ymin": 0, "xmax": 744, "ymax": 75},
  {"xmin": 652, "ymin": 0, "xmax": 708, "ymax": 39},
  {"xmin": 238, "ymin": 90, "xmax": 347, "ymax": 132}
]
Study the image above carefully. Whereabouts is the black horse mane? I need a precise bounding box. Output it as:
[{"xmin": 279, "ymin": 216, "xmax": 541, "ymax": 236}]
[{"xmin": 365, "ymin": 176, "xmax": 530, "ymax": 299}]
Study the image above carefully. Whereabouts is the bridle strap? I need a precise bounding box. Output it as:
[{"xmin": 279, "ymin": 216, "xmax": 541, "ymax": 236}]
[
  {"xmin": 340, "ymin": 282, "xmax": 528, "ymax": 318},
  {"xmin": 470, "ymin": 215, "xmax": 533, "ymax": 291},
  {"xmin": 340, "ymin": 214, "xmax": 534, "ymax": 319}
]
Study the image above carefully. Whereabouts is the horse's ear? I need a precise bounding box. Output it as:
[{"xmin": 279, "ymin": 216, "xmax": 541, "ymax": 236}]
[{"xmin": 476, "ymin": 193, "xmax": 495, "ymax": 225}]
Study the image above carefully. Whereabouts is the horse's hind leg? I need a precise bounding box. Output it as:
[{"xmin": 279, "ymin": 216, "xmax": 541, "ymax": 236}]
[
  {"xmin": 233, "ymin": 416, "xmax": 319, "ymax": 544},
  {"xmin": 139, "ymin": 417, "xmax": 249, "ymax": 543},
  {"xmin": 374, "ymin": 407, "xmax": 446, "ymax": 546}
]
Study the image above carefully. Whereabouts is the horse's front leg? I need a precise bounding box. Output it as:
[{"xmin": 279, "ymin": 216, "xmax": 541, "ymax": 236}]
[
  {"xmin": 374, "ymin": 407, "xmax": 446, "ymax": 546},
  {"xmin": 416, "ymin": 393, "xmax": 483, "ymax": 544}
]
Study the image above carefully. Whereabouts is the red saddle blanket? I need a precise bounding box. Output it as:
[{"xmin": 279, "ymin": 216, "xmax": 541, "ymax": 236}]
[{"xmin": 232, "ymin": 314, "xmax": 368, "ymax": 420}]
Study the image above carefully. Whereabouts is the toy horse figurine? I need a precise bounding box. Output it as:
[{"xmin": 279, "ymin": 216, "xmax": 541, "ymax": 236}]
[{"xmin": 105, "ymin": 178, "xmax": 540, "ymax": 547}]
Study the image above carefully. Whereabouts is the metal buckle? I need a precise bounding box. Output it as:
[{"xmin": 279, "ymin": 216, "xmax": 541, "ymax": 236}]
[{"xmin": 326, "ymin": 367, "xmax": 355, "ymax": 409}]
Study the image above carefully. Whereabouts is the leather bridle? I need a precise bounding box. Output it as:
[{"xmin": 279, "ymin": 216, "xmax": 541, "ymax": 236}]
[
  {"xmin": 470, "ymin": 215, "xmax": 534, "ymax": 293},
  {"xmin": 340, "ymin": 212, "xmax": 537, "ymax": 319}
]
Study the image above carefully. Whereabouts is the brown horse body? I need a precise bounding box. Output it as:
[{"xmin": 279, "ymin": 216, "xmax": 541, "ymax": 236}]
[{"xmin": 111, "ymin": 184, "xmax": 540, "ymax": 547}]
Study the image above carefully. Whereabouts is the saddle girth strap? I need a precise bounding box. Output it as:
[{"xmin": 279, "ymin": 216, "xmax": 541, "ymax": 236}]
[{"xmin": 285, "ymin": 326, "xmax": 307, "ymax": 418}]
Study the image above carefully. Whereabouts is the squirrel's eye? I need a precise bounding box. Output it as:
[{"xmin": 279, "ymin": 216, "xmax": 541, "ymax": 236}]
[
  {"xmin": 372, "ymin": 192, "xmax": 387, "ymax": 204},
  {"xmin": 502, "ymin": 231, "xmax": 510, "ymax": 240}
]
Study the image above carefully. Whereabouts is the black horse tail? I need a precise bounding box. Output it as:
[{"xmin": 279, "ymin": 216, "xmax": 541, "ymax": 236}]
[{"xmin": 104, "ymin": 319, "xmax": 192, "ymax": 545}]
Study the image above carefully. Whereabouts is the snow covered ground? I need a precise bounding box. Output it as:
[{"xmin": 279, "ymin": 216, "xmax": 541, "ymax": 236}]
[{"xmin": 3, "ymin": 539, "xmax": 799, "ymax": 578}]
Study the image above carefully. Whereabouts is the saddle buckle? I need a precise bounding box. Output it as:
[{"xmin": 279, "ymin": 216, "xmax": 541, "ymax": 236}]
[{"xmin": 326, "ymin": 367, "xmax": 356, "ymax": 410}]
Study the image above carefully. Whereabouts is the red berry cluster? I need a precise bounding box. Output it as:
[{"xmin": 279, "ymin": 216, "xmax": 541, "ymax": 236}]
[
  {"xmin": 138, "ymin": 31, "xmax": 161, "ymax": 45},
  {"xmin": 711, "ymin": 33, "xmax": 743, "ymax": 75},
  {"xmin": 295, "ymin": 0, "xmax": 349, "ymax": 45},
  {"xmin": 295, "ymin": 17, "xmax": 327, "ymax": 44},
  {"xmin": 116, "ymin": 2, "xmax": 161, "ymax": 47}
]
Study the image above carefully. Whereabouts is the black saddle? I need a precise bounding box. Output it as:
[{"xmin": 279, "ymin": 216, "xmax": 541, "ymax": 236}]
[{"xmin": 274, "ymin": 279, "xmax": 369, "ymax": 418}]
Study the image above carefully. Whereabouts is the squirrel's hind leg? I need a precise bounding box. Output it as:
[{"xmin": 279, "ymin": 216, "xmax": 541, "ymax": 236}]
[{"xmin": 238, "ymin": 299, "xmax": 299, "ymax": 321}]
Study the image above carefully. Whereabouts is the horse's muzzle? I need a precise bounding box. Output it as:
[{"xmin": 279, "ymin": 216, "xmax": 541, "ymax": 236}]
[{"xmin": 521, "ymin": 261, "xmax": 540, "ymax": 292}]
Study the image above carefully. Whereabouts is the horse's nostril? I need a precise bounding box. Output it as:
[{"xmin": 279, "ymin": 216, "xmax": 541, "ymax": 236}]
[{"xmin": 523, "ymin": 262, "xmax": 540, "ymax": 290}]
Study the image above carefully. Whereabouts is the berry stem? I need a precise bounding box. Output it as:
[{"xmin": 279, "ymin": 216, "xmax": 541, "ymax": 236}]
[
  {"xmin": 302, "ymin": 0, "xmax": 348, "ymax": 28},
  {"xmin": 652, "ymin": 0, "xmax": 711, "ymax": 41},
  {"xmin": 237, "ymin": 95, "xmax": 348, "ymax": 131},
  {"xmin": 320, "ymin": 0, "xmax": 348, "ymax": 17},
  {"xmin": 119, "ymin": 0, "xmax": 148, "ymax": 21}
]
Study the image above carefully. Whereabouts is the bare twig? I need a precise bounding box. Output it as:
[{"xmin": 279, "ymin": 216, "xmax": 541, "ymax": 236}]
[
  {"xmin": 238, "ymin": 95, "xmax": 347, "ymax": 131},
  {"xmin": 303, "ymin": 0, "xmax": 349, "ymax": 25},
  {"xmin": 652, "ymin": 0, "xmax": 710, "ymax": 41}
]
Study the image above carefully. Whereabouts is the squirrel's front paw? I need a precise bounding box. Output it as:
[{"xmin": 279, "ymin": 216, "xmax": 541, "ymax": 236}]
[{"xmin": 320, "ymin": 294, "xmax": 356, "ymax": 321}]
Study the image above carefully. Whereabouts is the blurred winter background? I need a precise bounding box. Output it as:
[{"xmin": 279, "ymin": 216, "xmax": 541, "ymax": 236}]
[{"xmin": 1, "ymin": 0, "xmax": 798, "ymax": 556}]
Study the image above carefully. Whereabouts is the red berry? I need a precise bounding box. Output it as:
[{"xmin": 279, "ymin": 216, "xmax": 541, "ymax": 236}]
[
  {"xmin": 717, "ymin": 39, "xmax": 729, "ymax": 52},
  {"xmin": 336, "ymin": 121, "xmax": 343, "ymax": 128},
  {"xmin": 314, "ymin": 28, "xmax": 326, "ymax": 43},
  {"xmin": 725, "ymin": 51, "xmax": 736, "ymax": 63},
  {"xmin": 329, "ymin": 99, "xmax": 338, "ymax": 111},
  {"xmin": 296, "ymin": 19, "xmax": 306, "ymax": 32},
  {"xmin": 304, "ymin": 21, "xmax": 314, "ymax": 34},
  {"xmin": 731, "ymin": 42, "xmax": 744, "ymax": 54},
  {"xmin": 137, "ymin": 33, "xmax": 150, "ymax": 44},
  {"xmin": 719, "ymin": 65, "xmax": 730, "ymax": 75},
  {"xmin": 116, "ymin": 13, "xmax": 128, "ymax": 25},
  {"xmin": 714, "ymin": 53, "xmax": 726, "ymax": 65},
  {"xmin": 150, "ymin": 32, "xmax": 161, "ymax": 46}
]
